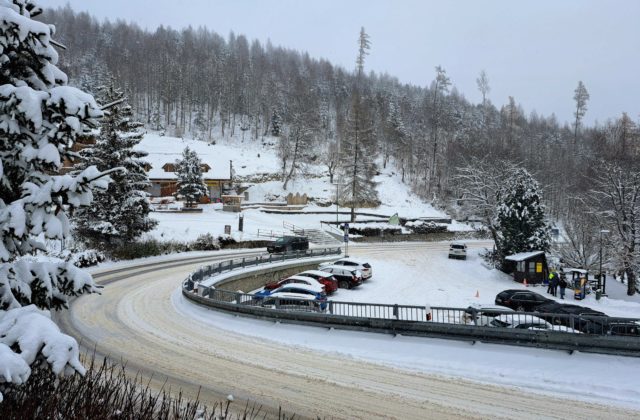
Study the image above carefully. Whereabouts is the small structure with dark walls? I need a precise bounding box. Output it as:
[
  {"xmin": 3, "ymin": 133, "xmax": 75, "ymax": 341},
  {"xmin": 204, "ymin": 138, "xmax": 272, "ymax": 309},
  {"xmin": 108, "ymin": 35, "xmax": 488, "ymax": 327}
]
[{"xmin": 504, "ymin": 251, "xmax": 548, "ymax": 284}]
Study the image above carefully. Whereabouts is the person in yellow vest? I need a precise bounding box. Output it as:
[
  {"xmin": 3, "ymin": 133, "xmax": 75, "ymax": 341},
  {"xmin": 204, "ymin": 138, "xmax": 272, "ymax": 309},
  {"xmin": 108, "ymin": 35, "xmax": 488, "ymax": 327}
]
[{"xmin": 547, "ymin": 271, "xmax": 555, "ymax": 294}]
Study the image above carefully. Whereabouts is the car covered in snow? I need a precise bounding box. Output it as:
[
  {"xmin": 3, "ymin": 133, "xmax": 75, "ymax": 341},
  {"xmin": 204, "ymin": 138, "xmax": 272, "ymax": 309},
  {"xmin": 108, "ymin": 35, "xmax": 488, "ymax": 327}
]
[
  {"xmin": 319, "ymin": 258, "xmax": 372, "ymax": 279},
  {"xmin": 318, "ymin": 265, "xmax": 363, "ymax": 289}
]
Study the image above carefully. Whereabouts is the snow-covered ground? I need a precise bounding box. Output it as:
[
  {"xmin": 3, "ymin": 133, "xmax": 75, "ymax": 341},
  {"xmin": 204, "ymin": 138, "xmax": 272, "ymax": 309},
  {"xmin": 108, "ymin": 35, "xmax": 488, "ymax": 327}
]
[
  {"xmin": 139, "ymin": 132, "xmax": 468, "ymax": 242},
  {"xmin": 173, "ymin": 243, "xmax": 640, "ymax": 410}
]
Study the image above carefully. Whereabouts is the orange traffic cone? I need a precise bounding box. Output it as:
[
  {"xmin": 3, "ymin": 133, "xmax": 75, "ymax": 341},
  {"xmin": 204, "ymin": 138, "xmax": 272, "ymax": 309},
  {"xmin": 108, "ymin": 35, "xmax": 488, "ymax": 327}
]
[
  {"xmin": 523, "ymin": 278, "xmax": 528, "ymax": 287},
  {"xmin": 475, "ymin": 290, "xmax": 480, "ymax": 298}
]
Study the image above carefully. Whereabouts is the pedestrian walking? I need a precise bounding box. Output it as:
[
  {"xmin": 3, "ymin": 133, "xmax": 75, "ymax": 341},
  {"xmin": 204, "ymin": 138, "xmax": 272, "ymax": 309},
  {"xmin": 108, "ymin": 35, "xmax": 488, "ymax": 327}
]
[
  {"xmin": 547, "ymin": 271, "xmax": 555, "ymax": 294},
  {"xmin": 551, "ymin": 272, "xmax": 558, "ymax": 297},
  {"xmin": 559, "ymin": 272, "xmax": 567, "ymax": 299}
]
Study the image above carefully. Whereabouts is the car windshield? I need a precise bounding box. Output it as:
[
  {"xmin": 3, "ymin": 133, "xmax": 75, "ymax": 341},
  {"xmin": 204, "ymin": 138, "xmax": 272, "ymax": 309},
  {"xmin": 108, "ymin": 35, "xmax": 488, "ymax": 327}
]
[
  {"xmin": 451, "ymin": 245, "xmax": 465, "ymax": 249},
  {"xmin": 274, "ymin": 238, "xmax": 286, "ymax": 244}
]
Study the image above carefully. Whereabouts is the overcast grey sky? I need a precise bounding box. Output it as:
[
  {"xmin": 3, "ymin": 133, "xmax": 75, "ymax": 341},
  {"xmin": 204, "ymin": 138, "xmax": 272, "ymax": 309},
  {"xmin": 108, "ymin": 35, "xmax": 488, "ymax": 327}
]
[{"xmin": 46, "ymin": 0, "xmax": 639, "ymax": 125}]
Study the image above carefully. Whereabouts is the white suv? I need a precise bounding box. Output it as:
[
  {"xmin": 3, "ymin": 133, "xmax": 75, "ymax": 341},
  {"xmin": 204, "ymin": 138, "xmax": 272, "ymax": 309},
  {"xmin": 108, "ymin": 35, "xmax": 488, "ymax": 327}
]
[{"xmin": 448, "ymin": 242, "xmax": 467, "ymax": 260}]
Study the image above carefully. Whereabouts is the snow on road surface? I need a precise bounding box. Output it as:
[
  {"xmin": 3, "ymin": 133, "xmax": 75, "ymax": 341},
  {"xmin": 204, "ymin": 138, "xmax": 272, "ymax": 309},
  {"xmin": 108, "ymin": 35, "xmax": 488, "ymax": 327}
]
[{"xmin": 63, "ymin": 243, "xmax": 640, "ymax": 419}]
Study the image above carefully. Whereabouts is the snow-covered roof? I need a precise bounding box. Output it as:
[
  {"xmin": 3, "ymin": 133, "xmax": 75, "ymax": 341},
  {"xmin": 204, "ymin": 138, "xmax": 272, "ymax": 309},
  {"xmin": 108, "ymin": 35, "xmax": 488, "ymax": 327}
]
[
  {"xmin": 504, "ymin": 251, "xmax": 546, "ymax": 262},
  {"xmin": 136, "ymin": 134, "xmax": 231, "ymax": 180}
]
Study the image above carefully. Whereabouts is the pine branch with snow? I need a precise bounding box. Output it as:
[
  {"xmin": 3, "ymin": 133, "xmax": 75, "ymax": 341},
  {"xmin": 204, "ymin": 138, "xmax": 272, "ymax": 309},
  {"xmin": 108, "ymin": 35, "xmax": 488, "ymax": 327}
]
[{"xmin": 0, "ymin": 0, "xmax": 112, "ymax": 400}]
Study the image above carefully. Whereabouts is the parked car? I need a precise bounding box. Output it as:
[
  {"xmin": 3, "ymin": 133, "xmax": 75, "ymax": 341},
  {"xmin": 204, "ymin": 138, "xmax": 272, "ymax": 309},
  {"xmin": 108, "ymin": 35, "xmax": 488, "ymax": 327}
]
[
  {"xmin": 296, "ymin": 270, "xmax": 339, "ymax": 294},
  {"xmin": 495, "ymin": 289, "xmax": 552, "ymax": 312},
  {"xmin": 255, "ymin": 282, "xmax": 324, "ymax": 297},
  {"xmin": 260, "ymin": 292, "xmax": 325, "ymax": 312},
  {"xmin": 256, "ymin": 284, "xmax": 327, "ymax": 310},
  {"xmin": 462, "ymin": 304, "xmax": 515, "ymax": 325},
  {"xmin": 319, "ymin": 258, "xmax": 372, "ymax": 279},
  {"xmin": 534, "ymin": 302, "xmax": 608, "ymax": 331},
  {"xmin": 448, "ymin": 242, "xmax": 467, "ymax": 260},
  {"xmin": 264, "ymin": 275, "xmax": 327, "ymax": 293},
  {"xmin": 488, "ymin": 314, "xmax": 552, "ymax": 330},
  {"xmin": 318, "ymin": 265, "xmax": 363, "ymax": 289},
  {"xmin": 267, "ymin": 236, "xmax": 309, "ymax": 254}
]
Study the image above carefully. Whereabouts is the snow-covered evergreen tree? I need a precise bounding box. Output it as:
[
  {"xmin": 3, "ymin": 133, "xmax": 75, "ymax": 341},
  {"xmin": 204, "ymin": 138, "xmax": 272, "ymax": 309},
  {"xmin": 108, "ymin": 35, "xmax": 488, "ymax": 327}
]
[
  {"xmin": 0, "ymin": 0, "xmax": 112, "ymax": 400},
  {"xmin": 175, "ymin": 146, "xmax": 207, "ymax": 207},
  {"xmin": 494, "ymin": 168, "xmax": 551, "ymax": 263},
  {"xmin": 74, "ymin": 83, "xmax": 157, "ymax": 247}
]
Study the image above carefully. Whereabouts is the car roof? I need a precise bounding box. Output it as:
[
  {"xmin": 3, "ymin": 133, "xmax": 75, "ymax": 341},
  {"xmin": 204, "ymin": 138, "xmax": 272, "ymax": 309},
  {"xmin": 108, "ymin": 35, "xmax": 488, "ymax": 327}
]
[
  {"xmin": 274, "ymin": 283, "xmax": 323, "ymax": 293},
  {"xmin": 494, "ymin": 314, "xmax": 549, "ymax": 324},
  {"xmin": 321, "ymin": 265, "xmax": 360, "ymax": 273},
  {"xmin": 285, "ymin": 275, "xmax": 318, "ymax": 283},
  {"xmin": 267, "ymin": 292, "xmax": 316, "ymax": 300},
  {"xmin": 335, "ymin": 257, "xmax": 365, "ymax": 264},
  {"xmin": 299, "ymin": 270, "xmax": 334, "ymax": 277},
  {"xmin": 467, "ymin": 304, "xmax": 514, "ymax": 312}
]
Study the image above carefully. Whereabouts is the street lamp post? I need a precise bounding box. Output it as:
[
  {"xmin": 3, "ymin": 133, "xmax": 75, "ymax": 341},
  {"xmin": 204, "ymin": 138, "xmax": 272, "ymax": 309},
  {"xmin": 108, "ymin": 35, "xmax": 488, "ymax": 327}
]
[{"xmin": 599, "ymin": 229, "xmax": 610, "ymax": 295}]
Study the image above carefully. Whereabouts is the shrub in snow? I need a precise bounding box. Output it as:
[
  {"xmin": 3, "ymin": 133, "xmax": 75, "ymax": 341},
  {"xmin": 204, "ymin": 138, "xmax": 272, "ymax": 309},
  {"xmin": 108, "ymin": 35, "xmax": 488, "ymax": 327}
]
[
  {"xmin": 217, "ymin": 235, "xmax": 237, "ymax": 247},
  {"xmin": 405, "ymin": 220, "xmax": 448, "ymax": 234},
  {"xmin": 192, "ymin": 233, "xmax": 220, "ymax": 251},
  {"xmin": 494, "ymin": 168, "xmax": 551, "ymax": 266},
  {"xmin": 74, "ymin": 83, "xmax": 157, "ymax": 247},
  {"xmin": 0, "ymin": 0, "xmax": 111, "ymax": 400},
  {"xmin": 348, "ymin": 226, "xmax": 402, "ymax": 237}
]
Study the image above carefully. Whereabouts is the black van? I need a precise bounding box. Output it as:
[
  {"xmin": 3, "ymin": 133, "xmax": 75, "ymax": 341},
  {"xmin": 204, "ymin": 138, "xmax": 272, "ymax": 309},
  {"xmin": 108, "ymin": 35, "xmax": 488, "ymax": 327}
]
[{"xmin": 267, "ymin": 236, "xmax": 309, "ymax": 254}]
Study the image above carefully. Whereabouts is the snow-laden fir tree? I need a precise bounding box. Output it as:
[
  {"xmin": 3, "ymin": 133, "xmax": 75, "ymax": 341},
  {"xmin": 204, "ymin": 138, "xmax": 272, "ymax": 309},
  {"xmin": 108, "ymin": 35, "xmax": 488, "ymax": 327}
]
[
  {"xmin": 494, "ymin": 168, "xmax": 551, "ymax": 265},
  {"xmin": 176, "ymin": 146, "xmax": 207, "ymax": 207},
  {"xmin": 74, "ymin": 83, "xmax": 157, "ymax": 247},
  {"xmin": 0, "ymin": 0, "xmax": 113, "ymax": 400}
]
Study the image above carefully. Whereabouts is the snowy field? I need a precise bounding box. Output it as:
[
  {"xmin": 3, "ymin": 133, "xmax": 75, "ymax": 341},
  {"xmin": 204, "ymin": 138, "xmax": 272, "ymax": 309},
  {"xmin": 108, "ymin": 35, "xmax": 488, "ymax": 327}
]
[{"xmin": 148, "ymin": 203, "xmax": 465, "ymax": 243}]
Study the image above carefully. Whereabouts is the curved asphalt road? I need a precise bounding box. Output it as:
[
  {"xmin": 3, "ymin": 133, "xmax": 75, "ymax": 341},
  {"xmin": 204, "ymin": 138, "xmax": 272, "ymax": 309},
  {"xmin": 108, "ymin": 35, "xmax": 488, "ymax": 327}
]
[{"xmin": 58, "ymin": 242, "xmax": 640, "ymax": 419}]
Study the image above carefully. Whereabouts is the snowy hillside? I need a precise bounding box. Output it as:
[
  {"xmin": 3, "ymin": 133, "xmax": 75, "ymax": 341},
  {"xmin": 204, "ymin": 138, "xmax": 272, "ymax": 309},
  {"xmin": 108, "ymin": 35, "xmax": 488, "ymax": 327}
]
[{"xmin": 140, "ymin": 132, "xmax": 457, "ymax": 242}]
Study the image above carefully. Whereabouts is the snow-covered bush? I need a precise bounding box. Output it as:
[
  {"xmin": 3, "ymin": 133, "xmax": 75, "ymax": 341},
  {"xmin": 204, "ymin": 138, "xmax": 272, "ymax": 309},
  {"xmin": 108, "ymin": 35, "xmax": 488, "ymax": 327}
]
[
  {"xmin": 0, "ymin": 0, "xmax": 111, "ymax": 400},
  {"xmin": 191, "ymin": 233, "xmax": 220, "ymax": 251},
  {"xmin": 405, "ymin": 220, "xmax": 448, "ymax": 234}
]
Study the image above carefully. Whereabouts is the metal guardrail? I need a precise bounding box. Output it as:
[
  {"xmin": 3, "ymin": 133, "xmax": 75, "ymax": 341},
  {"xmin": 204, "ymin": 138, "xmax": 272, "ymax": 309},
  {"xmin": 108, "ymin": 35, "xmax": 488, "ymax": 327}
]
[
  {"xmin": 182, "ymin": 253, "xmax": 640, "ymax": 357},
  {"xmin": 185, "ymin": 247, "xmax": 342, "ymax": 286}
]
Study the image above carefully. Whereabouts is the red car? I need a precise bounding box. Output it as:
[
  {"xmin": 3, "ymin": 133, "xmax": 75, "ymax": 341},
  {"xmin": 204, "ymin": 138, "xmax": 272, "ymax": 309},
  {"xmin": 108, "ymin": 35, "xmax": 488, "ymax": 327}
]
[
  {"xmin": 296, "ymin": 270, "xmax": 339, "ymax": 294},
  {"xmin": 264, "ymin": 275, "xmax": 330, "ymax": 294}
]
